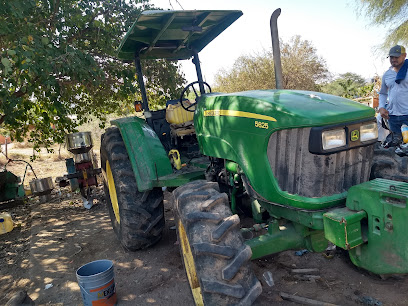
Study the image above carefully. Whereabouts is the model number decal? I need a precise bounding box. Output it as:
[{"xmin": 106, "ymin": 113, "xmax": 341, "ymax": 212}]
[{"xmin": 255, "ymin": 121, "xmax": 268, "ymax": 129}]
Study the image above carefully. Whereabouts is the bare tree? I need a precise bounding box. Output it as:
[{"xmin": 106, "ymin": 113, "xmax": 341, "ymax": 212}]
[{"xmin": 214, "ymin": 36, "xmax": 329, "ymax": 92}]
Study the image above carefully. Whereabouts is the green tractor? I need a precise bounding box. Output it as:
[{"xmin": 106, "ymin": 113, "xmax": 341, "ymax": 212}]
[{"xmin": 100, "ymin": 9, "xmax": 408, "ymax": 305}]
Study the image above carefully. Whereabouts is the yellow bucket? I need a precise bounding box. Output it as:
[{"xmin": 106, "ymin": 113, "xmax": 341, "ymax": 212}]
[{"xmin": 0, "ymin": 212, "xmax": 14, "ymax": 235}]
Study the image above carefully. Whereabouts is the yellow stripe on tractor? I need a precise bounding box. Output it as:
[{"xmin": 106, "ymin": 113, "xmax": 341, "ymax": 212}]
[{"xmin": 203, "ymin": 109, "xmax": 277, "ymax": 122}]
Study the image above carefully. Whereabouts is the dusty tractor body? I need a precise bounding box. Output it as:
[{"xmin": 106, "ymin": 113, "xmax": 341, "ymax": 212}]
[{"xmin": 101, "ymin": 9, "xmax": 408, "ymax": 305}]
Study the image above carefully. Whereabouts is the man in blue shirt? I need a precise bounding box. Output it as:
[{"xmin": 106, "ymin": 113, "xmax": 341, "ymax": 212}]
[{"xmin": 379, "ymin": 45, "xmax": 408, "ymax": 138}]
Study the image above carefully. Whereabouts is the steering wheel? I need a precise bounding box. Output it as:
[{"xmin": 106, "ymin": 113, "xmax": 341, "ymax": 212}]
[{"xmin": 179, "ymin": 81, "xmax": 212, "ymax": 112}]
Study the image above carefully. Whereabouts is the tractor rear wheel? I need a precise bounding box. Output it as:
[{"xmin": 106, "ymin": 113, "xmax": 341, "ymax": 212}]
[
  {"xmin": 173, "ymin": 180, "xmax": 262, "ymax": 306},
  {"xmin": 371, "ymin": 142, "xmax": 408, "ymax": 182},
  {"xmin": 100, "ymin": 127, "xmax": 164, "ymax": 251}
]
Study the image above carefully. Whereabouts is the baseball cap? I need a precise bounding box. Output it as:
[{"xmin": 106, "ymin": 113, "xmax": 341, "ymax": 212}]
[{"xmin": 388, "ymin": 45, "xmax": 406, "ymax": 57}]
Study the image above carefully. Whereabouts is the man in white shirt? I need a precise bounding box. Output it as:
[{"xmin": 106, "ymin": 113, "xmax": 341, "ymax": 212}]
[{"xmin": 379, "ymin": 45, "xmax": 408, "ymax": 138}]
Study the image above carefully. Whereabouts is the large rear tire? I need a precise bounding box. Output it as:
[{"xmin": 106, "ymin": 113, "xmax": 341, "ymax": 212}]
[
  {"xmin": 371, "ymin": 143, "xmax": 408, "ymax": 182},
  {"xmin": 100, "ymin": 127, "xmax": 164, "ymax": 251},
  {"xmin": 173, "ymin": 180, "xmax": 262, "ymax": 306}
]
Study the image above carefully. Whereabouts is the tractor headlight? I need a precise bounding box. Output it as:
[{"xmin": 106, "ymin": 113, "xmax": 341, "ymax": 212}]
[
  {"xmin": 309, "ymin": 119, "xmax": 378, "ymax": 154},
  {"xmin": 360, "ymin": 122, "xmax": 378, "ymax": 142},
  {"xmin": 322, "ymin": 129, "xmax": 346, "ymax": 150}
]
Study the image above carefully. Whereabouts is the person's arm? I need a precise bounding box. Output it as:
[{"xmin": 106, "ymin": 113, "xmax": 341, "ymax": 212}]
[{"xmin": 379, "ymin": 73, "xmax": 389, "ymax": 119}]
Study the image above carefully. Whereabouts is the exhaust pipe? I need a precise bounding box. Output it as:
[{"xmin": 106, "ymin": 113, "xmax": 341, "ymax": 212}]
[{"xmin": 270, "ymin": 8, "xmax": 283, "ymax": 89}]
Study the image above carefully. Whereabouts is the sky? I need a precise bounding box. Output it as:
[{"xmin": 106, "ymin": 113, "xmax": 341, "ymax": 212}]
[{"xmin": 149, "ymin": 0, "xmax": 393, "ymax": 84}]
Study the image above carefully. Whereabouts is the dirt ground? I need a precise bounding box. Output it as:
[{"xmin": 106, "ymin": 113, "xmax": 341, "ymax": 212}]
[{"xmin": 1, "ymin": 145, "xmax": 408, "ymax": 306}]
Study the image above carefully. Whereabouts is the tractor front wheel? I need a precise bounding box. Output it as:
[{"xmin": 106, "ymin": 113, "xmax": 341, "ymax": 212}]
[
  {"xmin": 100, "ymin": 127, "xmax": 164, "ymax": 251},
  {"xmin": 173, "ymin": 180, "xmax": 262, "ymax": 306}
]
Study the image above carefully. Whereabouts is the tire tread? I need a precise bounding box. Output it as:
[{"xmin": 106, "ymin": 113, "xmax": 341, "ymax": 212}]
[
  {"xmin": 174, "ymin": 181, "xmax": 261, "ymax": 305},
  {"xmin": 100, "ymin": 127, "xmax": 164, "ymax": 251}
]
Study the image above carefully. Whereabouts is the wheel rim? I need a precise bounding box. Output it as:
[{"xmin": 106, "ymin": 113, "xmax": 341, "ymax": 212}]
[
  {"xmin": 178, "ymin": 219, "xmax": 204, "ymax": 306},
  {"xmin": 106, "ymin": 160, "xmax": 120, "ymax": 224}
]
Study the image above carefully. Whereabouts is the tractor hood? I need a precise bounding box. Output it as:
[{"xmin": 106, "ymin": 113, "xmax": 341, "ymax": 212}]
[
  {"xmin": 118, "ymin": 10, "xmax": 242, "ymax": 60},
  {"xmin": 195, "ymin": 89, "xmax": 376, "ymax": 209},
  {"xmin": 197, "ymin": 89, "xmax": 375, "ymax": 129}
]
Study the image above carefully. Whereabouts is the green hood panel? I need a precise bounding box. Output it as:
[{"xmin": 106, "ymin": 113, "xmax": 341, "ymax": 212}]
[
  {"xmin": 195, "ymin": 89, "xmax": 376, "ymax": 209},
  {"xmin": 199, "ymin": 89, "xmax": 374, "ymax": 128}
]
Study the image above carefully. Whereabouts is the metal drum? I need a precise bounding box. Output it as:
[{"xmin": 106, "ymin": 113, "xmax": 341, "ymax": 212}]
[
  {"xmin": 29, "ymin": 177, "xmax": 54, "ymax": 196},
  {"xmin": 66, "ymin": 132, "xmax": 93, "ymax": 154},
  {"xmin": 74, "ymin": 151, "xmax": 93, "ymax": 164}
]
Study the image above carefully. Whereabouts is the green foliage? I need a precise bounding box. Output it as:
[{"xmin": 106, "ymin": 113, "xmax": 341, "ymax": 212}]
[
  {"xmin": 142, "ymin": 59, "xmax": 186, "ymax": 110},
  {"xmin": 0, "ymin": 0, "xmax": 185, "ymax": 150},
  {"xmin": 359, "ymin": 0, "xmax": 408, "ymax": 47},
  {"xmin": 321, "ymin": 72, "xmax": 374, "ymax": 99},
  {"xmin": 214, "ymin": 35, "xmax": 329, "ymax": 92}
]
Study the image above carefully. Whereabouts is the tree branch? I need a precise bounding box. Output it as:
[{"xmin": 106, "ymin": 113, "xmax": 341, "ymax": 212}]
[
  {"xmin": 13, "ymin": 90, "xmax": 27, "ymax": 98},
  {"xmin": 48, "ymin": 0, "xmax": 61, "ymax": 30},
  {"xmin": 66, "ymin": 9, "xmax": 100, "ymax": 45}
]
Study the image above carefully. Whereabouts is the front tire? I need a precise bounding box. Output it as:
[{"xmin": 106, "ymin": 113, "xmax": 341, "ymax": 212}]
[
  {"xmin": 100, "ymin": 127, "xmax": 164, "ymax": 251},
  {"xmin": 173, "ymin": 180, "xmax": 262, "ymax": 305}
]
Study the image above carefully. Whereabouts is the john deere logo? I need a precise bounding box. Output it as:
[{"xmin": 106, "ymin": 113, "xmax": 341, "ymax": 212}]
[{"xmin": 351, "ymin": 130, "xmax": 359, "ymax": 141}]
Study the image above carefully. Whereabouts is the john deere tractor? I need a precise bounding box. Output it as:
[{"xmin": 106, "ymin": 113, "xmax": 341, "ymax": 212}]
[{"xmin": 101, "ymin": 9, "xmax": 408, "ymax": 306}]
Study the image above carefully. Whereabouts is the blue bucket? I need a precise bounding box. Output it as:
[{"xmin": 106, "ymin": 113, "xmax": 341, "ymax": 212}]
[{"xmin": 76, "ymin": 260, "xmax": 117, "ymax": 306}]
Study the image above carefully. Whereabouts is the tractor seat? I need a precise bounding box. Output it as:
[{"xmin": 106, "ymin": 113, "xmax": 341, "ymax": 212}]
[{"xmin": 166, "ymin": 100, "xmax": 195, "ymax": 138}]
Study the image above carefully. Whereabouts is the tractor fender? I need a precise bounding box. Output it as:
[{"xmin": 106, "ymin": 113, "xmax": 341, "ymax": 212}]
[{"xmin": 111, "ymin": 116, "xmax": 173, "ymax": 192}]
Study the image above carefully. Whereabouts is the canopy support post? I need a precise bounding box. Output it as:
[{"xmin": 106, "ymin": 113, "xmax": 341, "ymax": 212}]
[
  {"xmin": 134, "ymin": 54, "xmax": 150, "ymax": 112},
  {"xmin": 192, "ymin": 52, "xmax": 205, "ymax": 94}
]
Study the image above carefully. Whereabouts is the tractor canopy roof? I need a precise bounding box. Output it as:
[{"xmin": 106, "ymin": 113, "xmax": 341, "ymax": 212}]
[{"xmin": 117, "ymin": 10, "xmax": 242, "ymax": 61}]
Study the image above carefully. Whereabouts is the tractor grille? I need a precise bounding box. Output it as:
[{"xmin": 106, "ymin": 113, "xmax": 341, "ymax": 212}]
[{"xmin": 267, "ymin": 128, "xmax": 374, "ymax": 198}]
